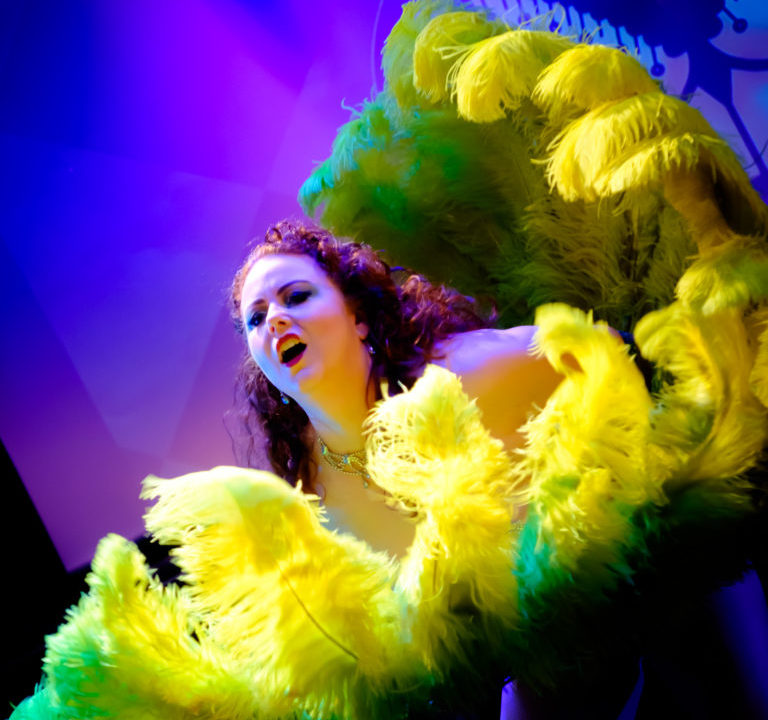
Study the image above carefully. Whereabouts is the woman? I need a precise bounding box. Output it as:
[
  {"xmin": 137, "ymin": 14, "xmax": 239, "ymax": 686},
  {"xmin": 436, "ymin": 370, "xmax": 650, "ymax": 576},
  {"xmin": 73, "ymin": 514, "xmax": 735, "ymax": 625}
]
[
  {"xmin": 230, "ymin": 219, "xmax": 563, "ymax": 558},
  {"xmin": 228, "ymin": 220, "xmax": 648, "ymax": 719}
]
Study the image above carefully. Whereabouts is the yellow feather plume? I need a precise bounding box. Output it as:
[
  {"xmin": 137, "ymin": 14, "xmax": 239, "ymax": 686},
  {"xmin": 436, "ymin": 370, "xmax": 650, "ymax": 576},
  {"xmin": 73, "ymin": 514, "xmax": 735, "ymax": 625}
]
[
  {"xmin": 675, "ymin": 239, "xmax": 768, "ymax": 313},
  {"xmin": 546, "ymin": 91, "xmax": 717, "ymax": 202},
  {"xmin": 42, "ymin": 534, "xmax": 260, "ymax": 720},
  {"xmin": 413, "ymin": 11, "xmax": 505, "ymax": 102},
  {"xmin": 515, "ymin": 304, "xmax": 666, "ymax": 569},
  {"xmin": 365, "ymin": 365, "xmax": 520, "ymax": 669},
  {"xmin": 533, "ymin": 44, "xmax": 657, "ymax": 122},
  {"xmin": 382, "ymin": 0, "xmax": 458, "ymax": 109},
  {"xmin": 601, "ymin": 135, "xmax": 762, "ymax": 212},
  {"xmin": 453, "ymin": 30, "xmax": 574, "ymax": 122},
  {"xmin": 635, "ymin": 304, "xmax": 768, "ymax": 487},
  {"xmin": 143, "ymin": 468, "xmax": 414, "ymax": 718}
]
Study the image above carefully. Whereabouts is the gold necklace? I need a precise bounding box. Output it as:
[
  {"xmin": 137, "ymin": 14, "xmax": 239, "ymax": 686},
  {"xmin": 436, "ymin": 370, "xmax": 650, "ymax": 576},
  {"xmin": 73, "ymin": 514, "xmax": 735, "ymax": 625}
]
[{"xmin": 318, "ymin": 436, "xmax": 370, "ymax": 488}]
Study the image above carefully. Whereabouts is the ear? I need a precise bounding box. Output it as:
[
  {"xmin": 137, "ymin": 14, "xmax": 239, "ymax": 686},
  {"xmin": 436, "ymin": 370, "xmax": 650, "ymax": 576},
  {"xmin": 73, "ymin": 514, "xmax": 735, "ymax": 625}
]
[{"xmin": 355, "ymin": 320, "xmax": 369, "ymax": 340}]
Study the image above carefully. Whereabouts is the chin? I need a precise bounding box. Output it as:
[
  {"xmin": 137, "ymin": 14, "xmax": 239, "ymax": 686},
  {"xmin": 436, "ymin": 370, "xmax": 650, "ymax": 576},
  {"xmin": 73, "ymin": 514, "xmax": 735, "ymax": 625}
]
[{"xmin": 290, "ymin": 363, "xmax": 322, "ymax": 390}]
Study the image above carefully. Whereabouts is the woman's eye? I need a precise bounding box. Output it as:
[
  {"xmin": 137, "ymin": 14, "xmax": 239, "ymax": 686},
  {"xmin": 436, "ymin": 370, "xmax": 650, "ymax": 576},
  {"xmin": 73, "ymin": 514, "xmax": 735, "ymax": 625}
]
[
  {"xmin": 286, "ymin": 290, "xmax": 311, "ymax": 307},
  {"xmin": 246, "ymin": 310, "xmax": 265, "ymax": 329}
]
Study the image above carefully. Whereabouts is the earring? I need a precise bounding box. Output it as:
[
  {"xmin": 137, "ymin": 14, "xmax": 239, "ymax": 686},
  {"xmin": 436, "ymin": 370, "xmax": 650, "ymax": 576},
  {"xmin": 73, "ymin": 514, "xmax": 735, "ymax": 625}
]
[
  {"xmin": 365, "ymin": 339, "xmax": 375, "ymax": 356},
  {"xmin": 279, "ymin": 391, "xmax": 291, "ymax": 405}
]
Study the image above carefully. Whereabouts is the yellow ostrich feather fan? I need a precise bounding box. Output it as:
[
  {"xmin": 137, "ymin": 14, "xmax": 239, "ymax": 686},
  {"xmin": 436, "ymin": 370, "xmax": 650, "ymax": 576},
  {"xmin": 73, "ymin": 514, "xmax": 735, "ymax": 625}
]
[
  {"xmin": 591, "ymin": 133, "xmax": 750, "ymax": 201},
  {"xmin": 452, "ymin": 29, "xmax": 574, "ymax": 122},
  {"xmin": 40, "ymin": 534, "xmax": 261, "ymax": 720},
  {"xmin": 516, "ymin": 304, "xmax": 667, "ymax": 570},
  {"xmin": 365, "ymin": 365, "xmax": 520, "ymax": 668},
  {"xmin": 533, "ymin": 43, "xmax": 658, "ymax": 122},
  {"xmin": 413, "ymin": 11, "xmax": 506, "ymax": 102},
  {"xmin": 635, "ymin": 304, "xmax": 768, "ymax": 489},
  {"xmin": 545, "ymin": 89, "xmax": 768, "ymax": 229},
  {"xmin": 546, "ymin": 91, "xmax": 718, "ymax": 202},
  {"xmin": 143, "ymin": 468, "xmax": 413, "ymax": 716}
]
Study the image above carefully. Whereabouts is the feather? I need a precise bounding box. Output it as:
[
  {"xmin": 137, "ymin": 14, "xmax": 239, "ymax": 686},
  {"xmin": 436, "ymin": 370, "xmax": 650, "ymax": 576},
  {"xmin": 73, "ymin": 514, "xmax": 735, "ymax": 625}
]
[
  {"xmin": 519, "ymin": 191, "xmax": 697, "ymax": 331},
  {"xmin": 143, "ymin": 467, "xmax": 418, "ymax": 719},
  {"xmin": 382, "ymin": 0, "xmax": 460, "ymax": 109},
  {"xmin": 546, "ymin": 91, "xmax": 716, "ymax": 201},
  {"xmin": 635, "ymin": 304, "xmax": 768, "ymax": 487},
  {"xmin": 413, "ymin": 11, "xmax": 505, "ymax": 102},
  {"xmin": 301, "ymin": 14, "xmax": 722, "ymax": 333},
  {"xmin": 453, "ymin": 30, "xmax": 574, "ymax": 122},
  {"xmin": 544, "ymin": 88, "xmax": 768, "ymax": 235},
  {"xmin": 299, "ymin": 85, "xmax": 702, "ymax": 334},
  {"xmin": 512, "ymin": 477, "xmax": 759, "ymax": 692},
  {"xmin": 661, "ymin": 163, "xmax": 768, "ymax": 247},
  {"xmin": 514, "ymin": 304, "xmax": 666, "ymax": 572},
  {"xmin": 598, "ymin": 135, "xmax": 764, "ymax": 216},
  {"xmin": 748, "ymin": 307, "xmax": 768, "ymax": 409},
  {"xmin": 297, "ymin": 158, "xmax": 334, "ymax": 216},
  {"xmin": 8, "ymin": 685, "xmax": 62, "ymax": 720},
  {"xmin": 533, "ymin": 44, "xmax": 658, "ymax": 121},
  {"xmin": 639, "ymin": 205, "xmax": 699, "ymax": 311},
  {"xmin": 300, "ymin": 93, "xmax": 546, "ymax": 327},
  {"xmin": 675, "ymin": 240, "xmax": 768, "ymax": 313},
  {"xmin": 34, "ymin": 534, "xmax": 260, "ymax": 720},
  {"xmin": 365, "ymin": 365, "xmax": 520, "ymax": 672},
  {"xmin": 507, "ymin": 300, "xmax": 764, "ymax": 690}
]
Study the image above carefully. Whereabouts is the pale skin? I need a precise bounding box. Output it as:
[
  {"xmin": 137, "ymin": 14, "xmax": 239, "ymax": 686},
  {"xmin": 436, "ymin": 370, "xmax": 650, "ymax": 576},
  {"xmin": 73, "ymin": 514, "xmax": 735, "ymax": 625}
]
[{"xmin": 240, "ymin": 253, "xmax": 564, "ymax": 557}]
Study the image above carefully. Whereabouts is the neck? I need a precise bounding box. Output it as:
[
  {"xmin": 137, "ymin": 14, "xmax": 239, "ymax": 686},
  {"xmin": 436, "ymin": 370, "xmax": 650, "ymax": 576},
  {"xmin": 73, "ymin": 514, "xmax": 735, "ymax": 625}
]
[{"xmin": 298, "ymin": 374, "xmax": 375, "ymax": 454}]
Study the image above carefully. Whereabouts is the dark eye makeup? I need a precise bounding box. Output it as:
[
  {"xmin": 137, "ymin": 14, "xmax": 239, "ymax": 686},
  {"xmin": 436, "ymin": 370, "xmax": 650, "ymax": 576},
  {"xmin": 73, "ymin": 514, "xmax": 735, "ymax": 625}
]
[
  {"xmin": 246, "ymin": 310, "xmax": 266, "ymax": 329},
  {"xmin": 245, "ymin": 286, "xmax": 313, "ymax": 331},
  {"xmin": 285, "ymin": 289, "xmax": 311, "ymax": 306}
]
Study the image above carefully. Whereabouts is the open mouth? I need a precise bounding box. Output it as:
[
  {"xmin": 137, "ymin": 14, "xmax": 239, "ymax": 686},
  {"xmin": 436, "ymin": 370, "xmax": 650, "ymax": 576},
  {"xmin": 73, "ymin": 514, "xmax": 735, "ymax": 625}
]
[{"xmin": 280, "ymin": 339, "xmax": 307, "ymax": 367}]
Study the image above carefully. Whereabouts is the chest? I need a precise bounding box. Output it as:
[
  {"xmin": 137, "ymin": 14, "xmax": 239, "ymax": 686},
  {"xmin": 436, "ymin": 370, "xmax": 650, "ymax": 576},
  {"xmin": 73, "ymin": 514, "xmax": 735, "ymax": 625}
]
[{"xmin": 317, "ymin": 463, "xmax": 416, "ymax": 558}]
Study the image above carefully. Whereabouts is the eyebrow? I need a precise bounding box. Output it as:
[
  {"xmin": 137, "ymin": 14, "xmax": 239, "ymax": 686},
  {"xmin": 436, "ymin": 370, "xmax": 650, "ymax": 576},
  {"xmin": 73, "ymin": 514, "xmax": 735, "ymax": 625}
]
[{"xmin": 246, "ymin": 280, "xmax": 310, "ymax": 309}]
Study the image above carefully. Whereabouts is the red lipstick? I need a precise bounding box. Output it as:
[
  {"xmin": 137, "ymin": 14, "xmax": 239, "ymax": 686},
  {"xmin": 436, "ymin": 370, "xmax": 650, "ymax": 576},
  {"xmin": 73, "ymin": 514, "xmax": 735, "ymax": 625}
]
[{"xmin": 276, "ymin": 334, "xmax": 307, "ymax": 366}]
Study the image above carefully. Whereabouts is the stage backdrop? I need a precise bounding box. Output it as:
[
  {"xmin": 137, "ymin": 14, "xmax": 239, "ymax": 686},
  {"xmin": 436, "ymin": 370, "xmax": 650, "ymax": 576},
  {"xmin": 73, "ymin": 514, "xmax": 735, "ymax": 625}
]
[{"xmin": 1, "ymin": 0, "xmax": 767, "ymax": 570}]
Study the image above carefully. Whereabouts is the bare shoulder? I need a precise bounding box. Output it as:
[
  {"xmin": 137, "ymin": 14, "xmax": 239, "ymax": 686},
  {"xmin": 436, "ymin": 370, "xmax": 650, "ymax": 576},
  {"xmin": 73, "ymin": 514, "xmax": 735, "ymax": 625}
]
[
  {"xmin": 433, "ymin": 327, "xmax": 539, "ymax": 376},
  {"xmin": 432, "ymin": 327, "xmax": 562, "ymax": 448}
]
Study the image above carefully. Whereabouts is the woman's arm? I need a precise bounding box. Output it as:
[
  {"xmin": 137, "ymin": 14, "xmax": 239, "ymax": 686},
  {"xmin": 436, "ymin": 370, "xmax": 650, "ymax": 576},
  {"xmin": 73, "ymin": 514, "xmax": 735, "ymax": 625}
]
[{"xmin": 433, "ymin": 326, "xmax": 565, "ymax": 451}]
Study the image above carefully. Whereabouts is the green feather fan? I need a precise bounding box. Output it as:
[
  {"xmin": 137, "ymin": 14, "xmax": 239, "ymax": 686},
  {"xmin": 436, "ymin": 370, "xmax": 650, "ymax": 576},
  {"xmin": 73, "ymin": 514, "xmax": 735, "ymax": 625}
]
[{"xmin": 301, "ymin": 94, "xmax": 544, "ymax": 326}]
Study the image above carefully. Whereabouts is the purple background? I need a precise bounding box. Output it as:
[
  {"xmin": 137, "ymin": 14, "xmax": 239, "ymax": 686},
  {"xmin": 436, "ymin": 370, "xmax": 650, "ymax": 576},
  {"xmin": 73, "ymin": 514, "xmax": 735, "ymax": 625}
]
[{"xmin": 1, "ymin": 0, "xmax": 767, "ymax": 571}]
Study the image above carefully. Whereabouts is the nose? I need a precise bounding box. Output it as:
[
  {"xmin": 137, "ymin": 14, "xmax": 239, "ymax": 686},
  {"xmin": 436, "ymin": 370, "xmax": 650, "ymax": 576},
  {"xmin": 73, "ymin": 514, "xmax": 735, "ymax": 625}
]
[{"xmin": 266, "ymin": 303, "xmax": 291, "ymax": 335}]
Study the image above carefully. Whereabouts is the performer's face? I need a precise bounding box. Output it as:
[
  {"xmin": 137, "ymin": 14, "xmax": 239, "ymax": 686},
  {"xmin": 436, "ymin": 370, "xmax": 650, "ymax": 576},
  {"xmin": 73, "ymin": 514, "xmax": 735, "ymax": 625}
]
[{"xmin": 240, "ymin": 253, "xmax": 369, "ymax": 399}]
